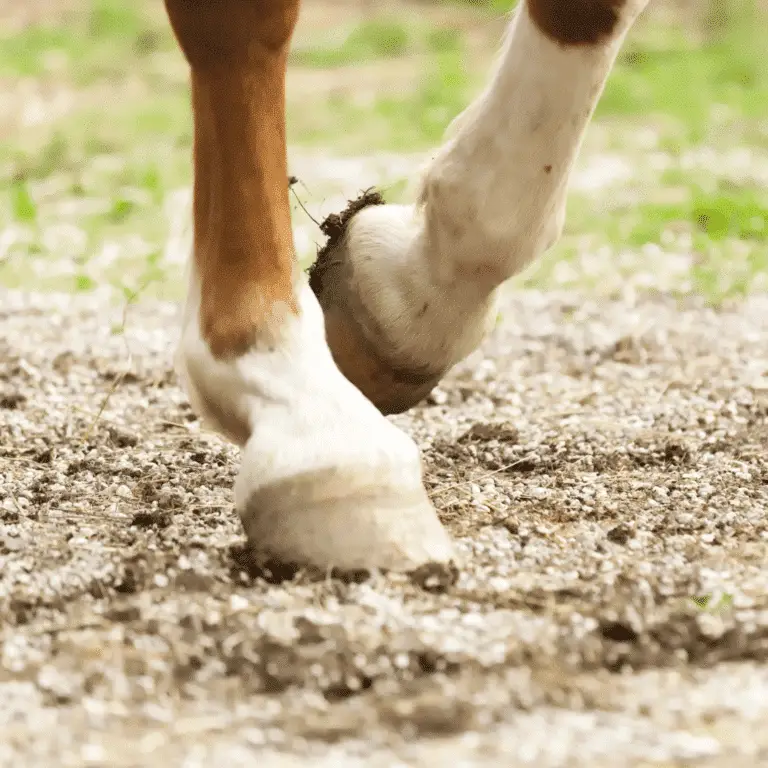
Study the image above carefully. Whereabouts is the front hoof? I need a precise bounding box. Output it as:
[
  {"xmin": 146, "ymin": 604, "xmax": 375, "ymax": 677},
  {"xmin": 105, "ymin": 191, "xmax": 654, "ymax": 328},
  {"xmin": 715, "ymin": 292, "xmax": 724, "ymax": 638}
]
[{"xmin": 235, "ymin": 463, "xmax": 456, "ymax": 573}]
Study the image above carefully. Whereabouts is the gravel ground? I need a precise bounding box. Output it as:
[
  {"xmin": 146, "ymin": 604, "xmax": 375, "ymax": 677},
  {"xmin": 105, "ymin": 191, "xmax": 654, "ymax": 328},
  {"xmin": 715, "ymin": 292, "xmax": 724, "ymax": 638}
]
[{"xmin": 1, "ymin": 286, "xmax": 768, "ymax": 767}]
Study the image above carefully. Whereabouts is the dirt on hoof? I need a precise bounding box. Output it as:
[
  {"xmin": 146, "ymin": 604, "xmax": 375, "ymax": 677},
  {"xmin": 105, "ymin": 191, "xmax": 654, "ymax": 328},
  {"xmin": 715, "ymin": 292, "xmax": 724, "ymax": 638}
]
[
  {"xmin": 1, "ymin": 287, "xmax": 768, "ymax": 766},
  {"xmin": 307, "ymin": 187, "xmax": 385, "ymax": 296}
]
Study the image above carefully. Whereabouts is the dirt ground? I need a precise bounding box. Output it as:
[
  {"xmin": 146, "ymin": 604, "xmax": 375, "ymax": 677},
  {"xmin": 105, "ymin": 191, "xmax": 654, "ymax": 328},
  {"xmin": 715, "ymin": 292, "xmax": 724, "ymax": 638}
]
[{"xmin": 1, "ymin": 285, "xmax": 767, "ymax": 767}]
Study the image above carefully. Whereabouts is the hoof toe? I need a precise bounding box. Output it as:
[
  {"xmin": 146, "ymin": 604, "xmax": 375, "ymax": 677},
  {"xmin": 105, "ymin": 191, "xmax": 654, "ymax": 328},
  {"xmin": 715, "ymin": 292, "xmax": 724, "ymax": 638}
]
[{"xmin": 236, "ymin": 468, "xmax": 456, "ymax": 573}]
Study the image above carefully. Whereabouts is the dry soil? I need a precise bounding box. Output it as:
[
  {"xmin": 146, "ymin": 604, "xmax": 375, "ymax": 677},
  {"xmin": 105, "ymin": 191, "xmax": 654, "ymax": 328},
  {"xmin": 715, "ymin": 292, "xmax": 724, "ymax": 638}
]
[{"xmin": 1, "ymin": 286, "xmax": 767, "ymax": 767}]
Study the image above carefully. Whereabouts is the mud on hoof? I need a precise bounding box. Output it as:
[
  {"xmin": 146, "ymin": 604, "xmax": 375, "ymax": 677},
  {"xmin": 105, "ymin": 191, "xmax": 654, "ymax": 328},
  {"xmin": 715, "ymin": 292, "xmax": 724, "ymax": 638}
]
[
  {"xmin": 307, "ymin": 190, "xmax": 449, "ymax": 415},
  {"xmin": 308, "ymin": 187, "xmax": 386, "ymax": 290}
]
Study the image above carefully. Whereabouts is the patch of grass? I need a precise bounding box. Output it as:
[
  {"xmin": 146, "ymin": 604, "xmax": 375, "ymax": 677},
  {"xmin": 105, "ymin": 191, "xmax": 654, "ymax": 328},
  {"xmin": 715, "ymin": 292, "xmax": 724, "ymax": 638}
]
[
  {"xmin": 1, "ymin": 0, "xmax": 767, "ymax": 305},
  {"xmin": 565, "ymin": 174, "xmax": 768, "ymax": 250},
  {"xmin": 369, "ymin": 49, "xmax": 471, "ymax": 147},
  {"xmin": 288, "ymin": 46, "xmax": 471, "ymax": 151},
  {"xmin": 291, "ymin": 19, "xmax": 411, "ymax": 68},
  {"xmin": 599, "ymin": 7, "xmax": 768, "ymax": 142},
  {"xmin": 518, "ymin": 168, "xmax": 768, "ymax": 303},
  {"xmin": 9, "ymin": 179, "xmax": 38, "ymax": 224},
  {"xmin": 290, "ymin": 17, "xmax": 462, "ymax": 68},
  {"xmin": 449, "ymin": 0, "xmax": 518, "ymax": 12},
  {"xmin": 0, "ymin": 0, "xmax": 170, "ymax": 83},
  {"xmin": 0, "ymin": 80, "xmax": 193, "ymax": 301}
]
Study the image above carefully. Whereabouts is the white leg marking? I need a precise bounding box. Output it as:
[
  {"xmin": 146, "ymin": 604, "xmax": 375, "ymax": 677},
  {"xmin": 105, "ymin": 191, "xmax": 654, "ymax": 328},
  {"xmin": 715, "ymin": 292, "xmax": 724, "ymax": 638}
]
[
  {"xmin": 419, "ymin": 0, "xmax": 649, "ymax": 284},
  {"xmin": 176, "ymin": 271, "xmax": 455, "ymax": 572},
  {"xmin": 317, "ymin": 0, "xmax": 649, "ymax": 383}
]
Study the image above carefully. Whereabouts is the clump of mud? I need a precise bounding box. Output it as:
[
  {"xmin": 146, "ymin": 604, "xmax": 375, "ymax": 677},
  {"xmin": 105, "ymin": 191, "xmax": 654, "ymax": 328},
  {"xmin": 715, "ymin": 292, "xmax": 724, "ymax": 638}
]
[{"xmin": 307, "ymin": 187, "xmax": 385, "ymax": 296}]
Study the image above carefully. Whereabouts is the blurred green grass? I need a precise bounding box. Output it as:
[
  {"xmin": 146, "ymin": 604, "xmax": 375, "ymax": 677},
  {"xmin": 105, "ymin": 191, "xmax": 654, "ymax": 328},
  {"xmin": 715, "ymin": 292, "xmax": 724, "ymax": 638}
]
[{"xmin": 1, "ymin": 0, "xmax": 767, "ymax": 302}]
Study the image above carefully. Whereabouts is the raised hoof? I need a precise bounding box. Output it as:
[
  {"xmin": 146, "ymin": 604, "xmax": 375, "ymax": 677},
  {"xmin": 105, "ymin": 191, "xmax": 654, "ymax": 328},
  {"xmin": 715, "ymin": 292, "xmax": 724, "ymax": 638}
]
[
  {"xmin": 309, "ymin": 198, "xmax": 499, "ymax": 416},
  {"xmin": 235, "ymin": 464, "xmax": 456, "ymax": 573},
  {"xmin": 308, "ymin": 196, "xmax": 448, "ymax": 416}
]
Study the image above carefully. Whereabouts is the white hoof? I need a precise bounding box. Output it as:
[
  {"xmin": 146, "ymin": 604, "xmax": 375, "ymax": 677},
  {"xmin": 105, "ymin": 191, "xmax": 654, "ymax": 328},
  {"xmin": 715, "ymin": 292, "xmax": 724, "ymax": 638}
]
[
  {"xmin": 177, "ymin": 272, "xmax": 455, "ymax": 572},
  {"xmin": 235, "ymin": 455, "xmax": 455, "ymax": 572}
]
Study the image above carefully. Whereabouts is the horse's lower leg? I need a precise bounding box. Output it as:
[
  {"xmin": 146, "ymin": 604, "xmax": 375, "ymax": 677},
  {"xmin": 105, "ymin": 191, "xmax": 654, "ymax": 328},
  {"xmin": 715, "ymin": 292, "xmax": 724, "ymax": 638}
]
[
  {"xmin": 166, "ymin": 0, "xmax": 454, "ymax": 571},
  {"xmin": 312, "ymin": 0, "xmax": 650, "ymax": 414}
]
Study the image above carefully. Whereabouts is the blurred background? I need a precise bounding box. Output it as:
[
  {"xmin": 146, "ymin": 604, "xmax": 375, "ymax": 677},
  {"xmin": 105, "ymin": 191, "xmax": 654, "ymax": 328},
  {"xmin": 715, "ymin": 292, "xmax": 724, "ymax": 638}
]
[{"xmin": 0, "ymin": 0, "xmax": 766, "ymax": 305}]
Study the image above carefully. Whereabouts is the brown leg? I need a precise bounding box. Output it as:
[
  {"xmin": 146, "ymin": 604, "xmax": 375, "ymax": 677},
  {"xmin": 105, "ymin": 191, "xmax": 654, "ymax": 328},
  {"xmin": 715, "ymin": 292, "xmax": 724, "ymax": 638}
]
[{"xmin": 165, "ymin": 0, "xmax": 300, "ymax": 360}]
